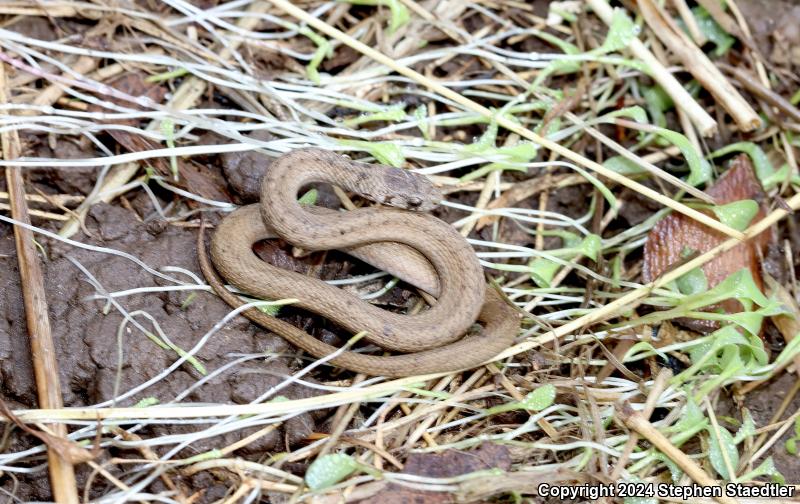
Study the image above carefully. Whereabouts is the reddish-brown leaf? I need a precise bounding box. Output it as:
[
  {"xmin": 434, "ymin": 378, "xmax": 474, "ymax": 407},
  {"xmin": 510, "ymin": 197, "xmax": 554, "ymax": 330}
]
[{"xmin": 642, "ymin": 154, "xmax": 774, "ymax": 332}]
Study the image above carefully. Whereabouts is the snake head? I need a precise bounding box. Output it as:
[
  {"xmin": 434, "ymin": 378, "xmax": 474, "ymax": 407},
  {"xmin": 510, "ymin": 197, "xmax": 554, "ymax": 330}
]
[{"xmin": 373, "ymin": 168, "xmax": 442, "ymax": 212}]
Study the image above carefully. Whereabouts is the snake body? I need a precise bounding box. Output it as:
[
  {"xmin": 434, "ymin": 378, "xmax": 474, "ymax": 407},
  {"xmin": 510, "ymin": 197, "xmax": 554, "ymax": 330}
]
[{"xmin": 199, "ymin": 149, "xmax": 519, "ymax": 376}]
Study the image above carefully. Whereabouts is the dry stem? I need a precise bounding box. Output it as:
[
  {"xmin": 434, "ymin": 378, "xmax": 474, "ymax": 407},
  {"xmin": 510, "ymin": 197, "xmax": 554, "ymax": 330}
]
[{"xmin": 0, "ymin": 62, "xmax": 78, "ymax": 504}]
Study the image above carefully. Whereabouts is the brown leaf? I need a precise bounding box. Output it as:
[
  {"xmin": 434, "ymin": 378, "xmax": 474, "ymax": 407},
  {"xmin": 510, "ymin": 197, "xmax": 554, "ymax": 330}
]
[{"xmin": 642, "ymin": 154, "xmax": 774, "ymax": 332}]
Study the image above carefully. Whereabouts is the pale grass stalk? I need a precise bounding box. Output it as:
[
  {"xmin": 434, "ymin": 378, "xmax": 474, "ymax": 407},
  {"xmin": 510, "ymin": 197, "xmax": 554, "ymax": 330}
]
[
  {"xmin": 586, "ymin": 0, "xmax": 717, "ymax": 136},
  {"xmin": 617, "ymin": 401, "xmax": 740, "ymax": 504},
  {"xmin": 0, "ymin": 61, "xmax": 79, "ymax": 504},
  {"xmin": 267, "ymin": 0, "xmax": 745, "ymax": 238},
  {"xmin": 58, "ymin": 0, "xmax": 271, "ymax": 238},
  {"xmin": 637, "ymin": 0, "xmax": 760, "ymax": 132}
]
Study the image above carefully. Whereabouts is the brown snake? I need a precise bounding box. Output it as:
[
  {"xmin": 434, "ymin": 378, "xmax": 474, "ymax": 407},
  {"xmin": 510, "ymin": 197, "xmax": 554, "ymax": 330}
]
[{"xmin": 198, "ymin": 148, "xmax": 519, "ymax": 376}]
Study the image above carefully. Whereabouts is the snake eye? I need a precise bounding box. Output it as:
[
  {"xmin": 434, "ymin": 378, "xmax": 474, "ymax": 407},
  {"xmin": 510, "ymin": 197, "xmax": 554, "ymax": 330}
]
[{"xmin": 406, "ymin": 196, "xmax": 423, "ymax": 208}]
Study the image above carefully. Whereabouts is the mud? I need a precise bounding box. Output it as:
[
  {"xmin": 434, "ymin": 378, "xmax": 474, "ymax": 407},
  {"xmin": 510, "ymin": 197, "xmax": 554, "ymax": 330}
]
[{"xmin": 0, "ymin": 172, "xmax": 327, "ymax": 499}]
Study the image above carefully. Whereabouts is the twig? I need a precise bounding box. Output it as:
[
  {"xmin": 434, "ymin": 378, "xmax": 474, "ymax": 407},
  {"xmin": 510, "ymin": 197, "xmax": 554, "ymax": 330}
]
[
  {"xmin": 670, "ymin": 0, "xmax": 707, "ymax": 45},
  {"xmin": 0, "ymin": 62, "xmax": 79, "ymax": 504},
  {"xmin": 586, "ymin": 0, "xmax": 717, "ymax": 136},
  {"xmin": 0, "ymin": 203, "xmax": 68, "ymax": 221},
  {"xmin": 718, "ymin": 63, "xmax": 800, "ymax": 123},
  {"xmin": 616, "ymin": 401, "xmax": 740, "ymax": 504},
  {"xmin": 637, "ymin": 0, "xmax": 761, "ymax": 132},
  {"xmin": 610, "ymin": 368, "xmax": 672, "ymax": 480}
]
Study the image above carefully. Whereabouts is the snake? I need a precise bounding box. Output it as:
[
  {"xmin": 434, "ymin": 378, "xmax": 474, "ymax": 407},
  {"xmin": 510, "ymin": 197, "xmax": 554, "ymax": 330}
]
[{"xmin": 198, "ymin": 148, "xmax": 520, "ymax": 377}]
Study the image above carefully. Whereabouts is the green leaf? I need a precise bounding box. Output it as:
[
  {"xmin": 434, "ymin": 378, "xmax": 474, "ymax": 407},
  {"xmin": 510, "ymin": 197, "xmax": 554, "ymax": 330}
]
[
  {"xmin": 465, "ymin": 121, "xmax": 499, "ymax": 153},
  {"xmin": 675, "ymin": 267, "xmax": 708, "ymax": 295},
  {"xmin": 653, "ymin": 128, "xmax": 711, "ymax": 186},
  {"xmin": 579, "ymin": 234, "xmax": 602, "ymax": 262},
  {"xmin": 337, "ymin": 0, "xmax": 409, "ymax": 33},
  {"xmin": 370, "ymin": 143, "xmax": 405, "ymax": 167},
  {"xmin": 761, "ymin": 164, "xmax": 800, "ymax": 190},
  {"xmin": 134, "ymin": 397, "xmax": 159, "ymax": 408},
  {"xmin": 298, "ymin": 189, "xmax": 319, "ymax": 206},
  {"xmin": 761, "ymin": 457, "xmax": 785, "ymax": 484},
  {"xmin": 306, "ymin": 453, "xmax": 360, "ymax": 491},
  {"xmin": 787, "ymin": 437, "xmax": 798, "ymax": 455},
  {"xmin": 724, "ymin": 269, "xmax": 771, "ymax": 307},
  {"xmin": 740, "ymin": 457, "xmax": 785, "ymax": 484},
  {"xmin": 548, "ymin": 3, "xmax": 578, "ymax": 23},
  {"xmin": 708, "ymin": 425, "xmax": 739, "ymax": 480},
  {"xmin": 711, "ymin": 200, "xmax": 758, "ymax": 231},
  {"xmin": 670, "ymin": 395, "xmax": 706, "ymax": 433},
  {"xmin": 182, "ymin": 449, "xmax": 222, "ymax": 464},
  {"xmin": 531, "ymin": 29, "xmax": 579, "ymax": 55},
  {"xmin": 521, "ymin": 384, "xmax": 556, "ymax": 411},
  {"xmin": 414, "ymin": 104, "xmax": 429, "ymax": 140},
  {"xmin": 597, "ymin": 107, "xmax": 710, "ymax": 185},
  {"xmin": 604, "ymin": 105, "xmax": 649, "ymax": 124},
  {"xmin": 343, "ymin": 104, "xmax": 406, "ymax": 127},
  {"xmin": 773, "ymin": 333, "xmax": 800, "ymax": 369},
  {"xmin": 604, "ymin": 155, "xmax": 645, "ymax": 176},
  {"xmin": 643, "ymin": 86, "xmax": 672, "ymax": 128},
  {"xmin": 623, "ymin": 341, "xmax": 668, "ymax": 362},
  {"xmin": 337, "ymin": 140, "xmax": 405, "ymax": 167},
  {"xmin": 644, "ymin": 85, "xmax": 673, "ymax": 116},
  {"xmin": 160, "ymin": 119, "xmax": 178, "ymax": 180},
  {"xmin": 654, "ymin": 453, "xmax": 683, "ymax": 483},
  {"xmin": 682, "ymin": 269, "xmax": 769, "ymax": 312},
  {"xmin": 610, "ymin": 254, "xmax": 623, "ymax": 288},
  {"xmin": 569, "ymin": 164, "xmax": 619, "ymax": 213},
  {"xmin": 692, "ymin": 6, "xmax": 735, "ymax": 56},
  {"xmin": 146, "ymin": 67, "xmax": 189, "ymax": 83},
  {"xmin": 528, "ymin": 257, "xmax": 561, "ymax": 288},
  {"xmin": 540, "ymin": 229, "xmax": 582, "ymax": 248},
  {"xmin": 300, "ymin": 29, "xmax": 332, "ymax": 84},
  {"xmin": 385, "ymin": 0, "xmax": 410, "ymax": 32},
  {"xmin": 708, "ymin": 142, "xmax": 774, "ymax": 183},
  {"xmin": 592, "ymin": 8, "xmax": 639, "ymax": 55}
]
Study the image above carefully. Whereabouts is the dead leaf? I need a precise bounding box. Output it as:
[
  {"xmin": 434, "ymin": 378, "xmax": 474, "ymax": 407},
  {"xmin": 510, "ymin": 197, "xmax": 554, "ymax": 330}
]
[{"xmin": 643, "ymin": 155, "xmax": 774, "ymax": 333}]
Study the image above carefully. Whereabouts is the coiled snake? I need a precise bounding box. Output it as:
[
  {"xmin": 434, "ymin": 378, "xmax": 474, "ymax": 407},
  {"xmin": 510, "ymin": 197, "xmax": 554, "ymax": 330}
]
[{"xmin": 198, "ymin": 149, "xmax": 519, "ymax": 376}]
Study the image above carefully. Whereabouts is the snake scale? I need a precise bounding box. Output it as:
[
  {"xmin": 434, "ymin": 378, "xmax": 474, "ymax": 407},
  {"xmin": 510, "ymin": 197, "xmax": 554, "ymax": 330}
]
[{"xmin": 198, "ymin": 148, "xmax": 519, "ymax": 377}]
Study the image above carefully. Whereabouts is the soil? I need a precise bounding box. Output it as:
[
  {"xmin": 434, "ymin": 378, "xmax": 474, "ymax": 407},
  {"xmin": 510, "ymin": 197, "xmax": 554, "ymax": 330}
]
[{"xmin": 0, "ymin": 156, "xmax": 329, "ymax": 499}]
